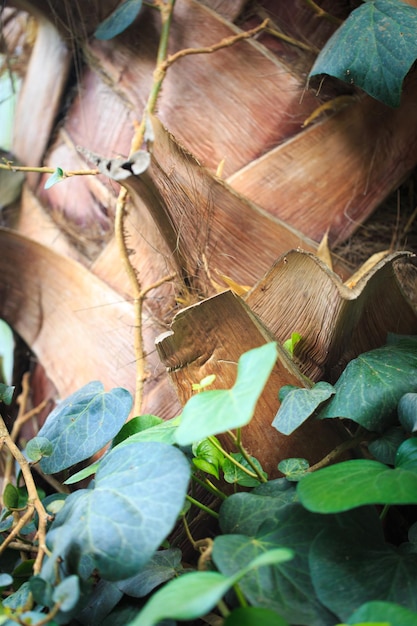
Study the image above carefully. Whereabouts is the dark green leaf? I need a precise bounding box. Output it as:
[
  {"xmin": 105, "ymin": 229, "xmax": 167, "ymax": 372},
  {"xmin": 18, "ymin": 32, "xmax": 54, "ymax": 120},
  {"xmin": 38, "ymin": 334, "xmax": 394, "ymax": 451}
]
[
  {"xmin": 26, "ymin": 436, "xmax": 53, "ymax": 462},
  {"xmin": 36, "ymin": 381, "xmax": 132, "ymax": 473},
  {"xmin": 0, "ymin": 383, "xmax": 14, "ymax": 405},
  {"xmin": 278, "ymin": 458, "xmax": 309, "ymax": 481},
  {"xmin": 52, "ymin": 575, "xmax": 80, "ymax": 612},
  {"xmin": 43, "ymin": 442, "xmax": 190, "ymax": 582},
  {"xmin": 95, "ymin": 0, "xmax": 143, "ymax": 40},
  {"xmin": 224, "ymin": 606, "xmax": 289, "ymax": 626},
  {"xmin": 309, "ymin": 0, "xmax": 417, "ymax": 107},
  {"xmin": 368, "ymin": 426, "xmax": 406, "ymax": 465},
  {"xmin": 76, "ymin": 579, "xmax": 123, "ymax": 626},
  {"xmin": 395, "ymin": 437, "xmax": 417, "ymax": 473},
  {"xmin": 116, "ymin": 548, "xmax": 182, "ymax": 597},
  {"xmin": 222, "ymin": 453, "xmax": 267, "ymax": 487},
  {"xmin": 298, "ymin": 459, "xmax": 417, "ymax": 513},
  {"xmin": 111, "ymin": 415, "xmax": 162, "ymax": 447},
  {"xmin": 3, "ymin": 483, "xmax": 19, "ymax": 510},
  {"xmin": 346, "ymin": 600, "xmax": 417, "ymax": 625},
  {"xmin": 11, "ymin": 560, "xmax": 35, "ymax": 589},
  {"xmin": 29, "ymin": 575, "xmax": 53, "ymax": 607},
  {"xmin": 175, "ymin": 343, "xmax": 278, "ymax": 446},
  {"xmin": 130, "ymin": 549, "xmax": 292, "ymax": 626},
  {"xmin": 318, "ymin": 341, "xmax": 417, "ymax": 432},
  {"xmin": 117, "ymin": 416, "xmax": 180, "ymax": 446},
  {"xmin": 220, "ymin": 500, "xmax": 378, "ymax": 625},
  {"xmin": 310, "ymin": 524, "xmax": 417, "ymax": 620},
  {"xmin": 398, "ymin": 393, "xmax": 417, "ymax": 432},
  {"xmin": 273, "ymin": 381, "xmax": 335, "ymax": 435},
  {"xmin": 44, "ymin": 167, "xmax": 65, "ymax": 190},
  {"xmin": 214, "ymin": 505, "xmax": 343, "ymax": 626}
]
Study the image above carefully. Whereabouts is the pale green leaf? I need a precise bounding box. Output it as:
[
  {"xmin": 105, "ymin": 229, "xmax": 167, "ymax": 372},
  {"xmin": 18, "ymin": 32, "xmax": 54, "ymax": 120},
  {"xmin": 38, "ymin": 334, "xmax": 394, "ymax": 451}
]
[{"xmin": 175, "ymin": 343, "xmax": 278, "ymax": 446}]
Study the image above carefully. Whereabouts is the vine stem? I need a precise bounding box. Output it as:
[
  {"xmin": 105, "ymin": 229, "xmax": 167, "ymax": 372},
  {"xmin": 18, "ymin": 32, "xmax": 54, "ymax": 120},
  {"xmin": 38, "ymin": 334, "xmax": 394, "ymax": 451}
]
[
  {"xmin": 0, "ymin": 163, "xmax": 98, "ymax": 176},
  {"xmin": 302, "ymin": 0, "xmax": 343, "ymax": 25},
  {"xmin": 227, "ymin": 429, "xmax": 267, "ymax": 482},
  {"xmin": 207, "ymin": 435, "xmax": 259, "ymax": 481},
  {"xmin": 307, "ymin": 431, "xmax": 378, "ymax": 472},
  {"xmin": 0, "ymin": 416, "xmax": 51, "ymax": 574},
  {"xmin": 114, "ymin": 4, "xmax": 270, "ymax": 416},
  {"xmin": 186, "ymin": 494, "xmax": 219, "ymax": 519}
]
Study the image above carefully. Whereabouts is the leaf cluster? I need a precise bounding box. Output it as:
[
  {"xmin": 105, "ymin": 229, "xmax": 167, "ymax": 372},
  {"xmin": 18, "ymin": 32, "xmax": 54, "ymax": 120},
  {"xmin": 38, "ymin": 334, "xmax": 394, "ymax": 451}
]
[{"xmin": 1, "ymin": 337, "xmax": 417, "ymax": 624}]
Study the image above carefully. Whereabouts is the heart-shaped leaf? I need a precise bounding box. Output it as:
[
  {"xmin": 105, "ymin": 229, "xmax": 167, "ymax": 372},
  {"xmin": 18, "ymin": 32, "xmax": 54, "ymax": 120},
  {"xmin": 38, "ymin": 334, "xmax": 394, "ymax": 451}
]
[
  {"xmin": 318, "ymin": 340, "xmax": 417, "ymax": 432},
  {"xmin": 224, "ymin": 607, "xmax": 289, "ymax": 626},
  {"xmin": 36, "ymin": 381, "xmax": 132, "ymax": 473},
  {"xmin": 175, "ymin": 343, "xmax": 277, "ymax": 446},
  {"xmin": 43, "ymin": 442, "xmax": 190, "ymax": 582},
  {"xmin": 398, "ymin": 393, "xmax": 417, "ymax": 433},
  {"xmin": 129, "ymin": 549, "xmax": 292, "ymax": 626},
  {"xmin": 298, "ymin": 458, "xmax": 417, "ymax": 513},
  {"xmin": 310, "ymin": 524, "xmax": 417, "ymax": 619},
  {"xmin": 273, "ymin": 381, "xmax": 335, "ymax": 435},
  {"xmin": 309, "ymin": 0, "xmax": 417, "ymax": 107}
]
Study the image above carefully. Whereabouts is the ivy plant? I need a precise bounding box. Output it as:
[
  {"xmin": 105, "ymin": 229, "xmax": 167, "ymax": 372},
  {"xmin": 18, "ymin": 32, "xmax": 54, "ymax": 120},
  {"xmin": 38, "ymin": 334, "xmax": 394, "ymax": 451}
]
[
  {"xmin": 1, "ymin": 339, "xmax": 417, "ymax": 624},
  {"xmin": 310, "ymin": 0, "xmax": 417, "ymax": 107}
]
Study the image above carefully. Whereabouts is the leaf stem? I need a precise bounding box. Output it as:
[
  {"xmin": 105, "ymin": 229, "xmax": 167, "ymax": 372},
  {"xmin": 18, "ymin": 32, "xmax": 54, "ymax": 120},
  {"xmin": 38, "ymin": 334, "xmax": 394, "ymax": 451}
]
[
  {"xmin": 191, "ymin": 473, "xmax": 227, "ymax": 500},
  {"xmin": 227, "ymin": 430, "xmax": 267, "ymax": 483},
  {"xmin": 208, "ymin": 435, "xmax": 259, "ymax": 481},
  {"xmin": 308, "ymin": 431, "xmax": 378, "ymax": 472},
  {"xmin": 186, "ymin": 494, "xmax": 219, "ymax": 519},
  {"xmin": 302, "ymin": 0, "xmax": 343, "ymax": 25}
]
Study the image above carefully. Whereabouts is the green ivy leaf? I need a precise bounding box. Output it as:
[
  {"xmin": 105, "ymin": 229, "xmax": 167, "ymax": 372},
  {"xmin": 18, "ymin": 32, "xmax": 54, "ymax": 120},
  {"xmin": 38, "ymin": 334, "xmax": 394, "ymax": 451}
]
[
  {"xmin": 116, "ymin": 416, "xmax": 180, "ymax": 446},
  {"xmin": 35, "ymin": 381, "xmax": 132, "ymax": 473},
  {"xmin": 0, "ymin": 383, "xmax": 14, "ymax": 405},
  {"xmin": 175, "ymin": 343, "xmax": 278, "ymax": 446},
  {"xmin": 309, "ymin": 0, "xmax": 417, "ymax": 107},
  {"xmin": 192, "ymin": 437, "xmax": 224, "ymax": 480},
  {"xmin": 129, "ymin": 549, "xmax": 292, "ymax": 626},
  {"xmin": 95, "ymin": 0, "xmax": 143, "ymax": 40},
  {"xmin": 310, "ymin": 523, "xmax": 417, "ymax": 619},
  {"xmin": 64, "ymin": 461, "xmax": 100, "ymax": 485},
  {"xmin": 395, "ymin": 437, "xmax": 417, "ymax": 473},
  {"xmin": 52, "ymin": 575, "xmax": 80, "ymax": 612},
  {"xmin": 318, "ymin": 341, "xmax": 417, "ymax": 432},
  {"xmin": 278, "ymin": 458, "xmax": 310, "ymax": 482},
  {"xmin": 368, "ymin": 426, "xmax": 406, "ymax": 465},
  {"xmin": 44, "ymin": 167, "xmax": 65, "ymax": 190},
  {"xmin": 116, "ymin": 548, "xmax": 182, "ymax": 598},
  {"xmin": 273, "ymin": 381, "xmax": 335, "ymax": 435},
  {"xmin": 345, "ymin": 600, "xmax": 417, "ymax": 625},
  {"xmin": 297, "ymin": 459, "xmax": 417, "ymax": 513},
  {"xmin": 222, "ymin": 453, "xmax": 267, "ymax": 487},
  {"xmin": 42, "ymin": 442, "xmax": 190, "ymax": 582},
  {"xmin": 224, "ymin": 606, "xmax": 289, "ymax": 626},
  {"xmin": 111, "ymin": 415, "xmax": 163, "ymax": 447},
  {"xmin": 3, "ymin": 483, "xmax": 19, "ymax": 510},
  {"xmin": 398, "ymin": 393, "xmax": 417, "ymax": 433},
  {"xmin": 219, "ymin": 499, "xmax": 379, "ymax": 625},
  {"xmin": 26, "ymin": 437, "xmax": 53, "ymax": 463}
]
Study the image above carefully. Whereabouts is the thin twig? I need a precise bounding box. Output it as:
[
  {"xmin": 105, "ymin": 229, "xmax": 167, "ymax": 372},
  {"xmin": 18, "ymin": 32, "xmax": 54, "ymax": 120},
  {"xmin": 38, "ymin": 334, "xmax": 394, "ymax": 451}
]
[
  {"xmin": 302, "ymin": 0, "xmax": 343, "ymax": 25},
  {"xmin": 308, "ymin": 432, "xmax": 378, "ymax": 472},
  {"xmin": 0, "ymin": 162, "xmax": 98, "ymax": 177},
  {"xmin": 0, "ymin": 417, "xmax": 52, "ymax": 574}
]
